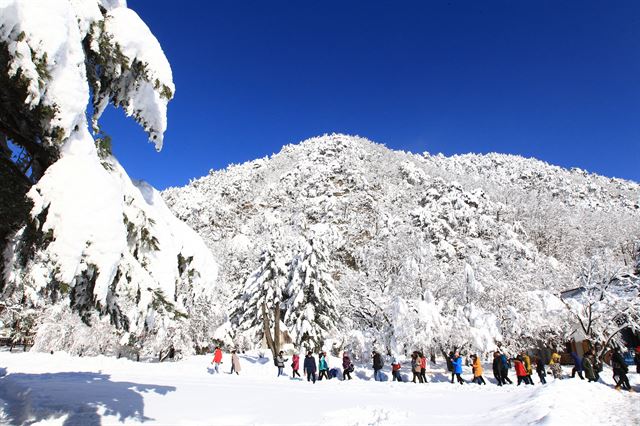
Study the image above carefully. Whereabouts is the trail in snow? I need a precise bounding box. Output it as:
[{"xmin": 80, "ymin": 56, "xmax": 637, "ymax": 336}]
[{"xmin": 0, "ymin": 351, "xmax": 638, "ymax": 425}]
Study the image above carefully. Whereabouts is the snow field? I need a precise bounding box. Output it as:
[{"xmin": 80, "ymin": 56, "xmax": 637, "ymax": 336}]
[{"xmin": 0, "ymin": 350, "xmax": 638, "ymax": 425}]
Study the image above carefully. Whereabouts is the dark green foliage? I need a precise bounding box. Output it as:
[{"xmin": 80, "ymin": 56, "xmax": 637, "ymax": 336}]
[
  {"xmin": 151, "ymin": 288, "xmax": 188, "ymax": 320},
  {"xmin": 69, "ymin": 264, "xmax": 98, "ymax": 326},
  {"xmin": 16, "ymin": 204, "xmax": 52, "ymax": 269}
]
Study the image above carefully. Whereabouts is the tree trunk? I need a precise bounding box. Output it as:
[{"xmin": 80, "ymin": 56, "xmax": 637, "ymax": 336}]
[
  {"xmin": 274, "ymin": 303, "xmax": 281, "ymax": 355},
  {"xmin": 262, "ymin": 302, "xmax": 276, "ymax": 359}
]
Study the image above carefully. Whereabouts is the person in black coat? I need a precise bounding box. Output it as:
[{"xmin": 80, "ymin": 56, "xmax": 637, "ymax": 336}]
[
  {"xmin": 303, "ymin": 351, "xmax": 317, "ymax": 384},
  {"xmin": 372, "ymin": 350, "xmax": 384, "ymax": 381},
  {"xmin": 492, "ymin": 352, "xmax": 504, "ymax": 386},
  {"xmin": 611, "ymin": 348, "xmax": 631, "ymax": 391},
  {"xmin": 534, "ymin": 356, "xmax": 547, "ymax": 385}
]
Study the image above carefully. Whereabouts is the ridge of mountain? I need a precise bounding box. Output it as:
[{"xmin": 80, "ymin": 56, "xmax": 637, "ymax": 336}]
[{"xmin": 162, "ymin": 133, "xmax": 639, "ymax": 351}]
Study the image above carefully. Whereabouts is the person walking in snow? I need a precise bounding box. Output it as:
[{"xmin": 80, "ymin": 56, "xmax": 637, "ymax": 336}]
[
  {"xmin": 211, "ymin": 346, "xmax": 223, "ymax": 374},
  {"xmin": 342, "ymin": 352, "xmax": 354, "ymax": 380},
  {"xmin": 492, "ymin": 352, "xmax": 504, "ymax": 386},
  {"xmin": 372, "ymin": 350, "xmax": 384, "ymax": 381},
  {"xmin": 499, "ymin": 352, "xmax": 513, "ymax": 384},
  {"xmin": 450, "ymin": 351, "xmax": 464, "ymax": 385},
  {"xmin": 304, "ymin": 351, "xmax": 317, "ymax": 383},
  {"xmin": 471, "ymin": 354, "xmax": 486, "ymax": 385},
  {"xmin": 570, "ymin": 352, "xmax": 584, "ymax": 380},
  {"xmin": 582, "ymin": 351, "xmax": 597, "ymax": 383},
  {"xmin": 318, "ymin": 352, "xmax": 330, "ymax": 380},
  {"xmin": 445, "ymin": 350, "xmax": 455, "ymax": 383},
  {"xmin": 291, "ymin": 353, "xmax": 301, "ymax": 378},
  {"xmin": 391, "ymin": 356, "xmax": 403, "ymax": 382},
  {"xmin": 534, "ymin": 356, "xmax": 547, "ymax": 384},
  {"xmin": 276, "ymin": 350, "xmax": 288, "ymax": 377},
  {"xmin": 514, "ymin": 355, "xmax": 531, "ymax": 385},
  {"xmin": 230, "ymin": 349, "xmax": 241, "ymax": 375},
  {"xmin": 611, "ymin": 347, "xmax": 631, "ymax": 391},
  {"xmin": 521, "ymin": 351, "xmax": 534, "ymax": 385},
  {"xmin": 549, "ymin": 352, "xmax": 562, "ymax": 379},
  {"xmin": 411, "ymin": 352, "xmax": 423, "ymax": 383},
  {"xmin": 419, "ymin": 352, "xmax": 428, "ymax": 383}
]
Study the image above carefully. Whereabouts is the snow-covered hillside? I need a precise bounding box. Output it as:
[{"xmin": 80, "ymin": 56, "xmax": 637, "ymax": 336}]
[
  {"xmin": 163, "ymin": 133, "xmax": 640, "ymax": 353},
  {"xmin": 0, "ymin": 350, "xmax": 638, "ymax": 425}
]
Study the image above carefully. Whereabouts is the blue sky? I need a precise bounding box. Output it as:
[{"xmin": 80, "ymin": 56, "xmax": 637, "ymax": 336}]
[{"xmin": 101, "ymin": 0, "xmax": 640, "ymax": 189}]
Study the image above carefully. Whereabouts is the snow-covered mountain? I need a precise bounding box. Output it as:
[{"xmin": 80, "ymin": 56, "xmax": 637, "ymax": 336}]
[{"xmin": 163, "ymin": 133, "xmax": 640, "ymax": 353}]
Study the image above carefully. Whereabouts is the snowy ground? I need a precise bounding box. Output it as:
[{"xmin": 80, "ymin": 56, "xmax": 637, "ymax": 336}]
[{"xmin": 0, "ymin": 350, "xmax": 638, "ymax": 425}]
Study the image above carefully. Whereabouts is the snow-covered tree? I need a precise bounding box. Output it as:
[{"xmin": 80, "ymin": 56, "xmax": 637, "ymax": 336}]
[
  {"xmin": 285, "ymin": 238, "xmax": 340, "ymax": 351},
  {"xmin": 231, "ymin": 249, "xmax": 289, "ymax": 358},
  {"xmin": 560, "ymin": 254, "xmax": 640, "ymax": 357},
  {"xmin": 0, "ymin": 0, "xmax": 217, "ymax": 356}
]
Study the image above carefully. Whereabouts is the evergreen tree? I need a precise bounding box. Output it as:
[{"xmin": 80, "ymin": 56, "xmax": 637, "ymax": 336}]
[
  {"xmin": 231, "ymin": 249, "xmax": 288, "ymax": 359},
  {"xmin": 284, "ymin": 238, "xmax": 340, "ymax": 351}
]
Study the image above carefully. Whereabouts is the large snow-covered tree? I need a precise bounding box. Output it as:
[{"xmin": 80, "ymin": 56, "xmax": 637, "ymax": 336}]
[
  {"xmin": 285, "ymin": 238, "xmax": 340, "ymax": 351},
  {"xmin": 560, "ymin": 254, "xmax": 640, "ymax": 357},
  {"xmin": 0, "ymin": 0, "xmax": 217, "ymax": 356},
  {"xmin": 231, "ymin": 249, "xmax": 289, "ymax": 358}
]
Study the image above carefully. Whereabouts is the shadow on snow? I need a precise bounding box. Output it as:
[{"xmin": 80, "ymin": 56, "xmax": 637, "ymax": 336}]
[{"xmin": 0, "ymin": 367, "xmax": 175, "ymax": 425}]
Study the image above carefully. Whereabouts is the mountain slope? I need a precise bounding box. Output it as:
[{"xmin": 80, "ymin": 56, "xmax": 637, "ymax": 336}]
[{"xmin": 163, "ymin": 134, "xmax": 640, "ymax": 352}]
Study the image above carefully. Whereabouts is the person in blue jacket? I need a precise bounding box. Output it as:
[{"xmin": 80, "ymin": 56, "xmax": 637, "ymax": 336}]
[
  {"xmin": 499, "ymin": 352, "xmax": 513, "ymax": 384},
  {"xmin": 303, "ymin": 351, "xmax": 317, "ymax": 384},
  {"xmin": 450, "ymin": 351, "xmax": 464, "ymax": 384},
  {"xmin": 318, "ymin": 352, "xmax": 330, "ymax": 380},
  {"xmin": 570, "ymin": 352, "xmax": 584, "ymax": 380}
]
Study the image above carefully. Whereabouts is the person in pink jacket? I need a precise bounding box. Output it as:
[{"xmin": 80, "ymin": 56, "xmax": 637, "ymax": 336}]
[{"xmin": 291, "ymin": 353, "xmax": 301, "ymax": 378}]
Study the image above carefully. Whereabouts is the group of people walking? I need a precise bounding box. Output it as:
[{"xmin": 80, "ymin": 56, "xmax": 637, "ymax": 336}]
[{"xmin": 209, "ymin": 345, "xmax": 638, "ymax": 391}]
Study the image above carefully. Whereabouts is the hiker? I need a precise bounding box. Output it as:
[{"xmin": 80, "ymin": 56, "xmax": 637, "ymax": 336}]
[
  {"xmin": 534, "ymin": 356, "xmax": 547, "ymax": 384},
  {"xmin": 492, "ymin": 352, "xmax": 504, "ymax": 386},
  {"xmin": 342, "ymin": 352, "xmax": 354, "ymax": 380},
  {"xmin": 499, "ymin": 352, "xmax": 513, "ymax": 384},
  {"xmin": 514, "ymin": 356, "xmax": 531, "ymax": 385},
  {"xmin": 230, "ymin": 350, "xmax": 241, "ymax": 375},
  {"xmin": 582, "ymin": 351, "xmax": 597, "ymax": 383},
  {"xmin": 611, "ymin": 347, "xmax": 631, "ymax": 391},
  {"xmin": 549, "ymin": 352, "xmax": 562, "ymax": 379},
  {"xmin": 391, "ymin": 357, "xmax": 403, "ymax": 382},
  {"xmin": 411, "ymin": 352, "xmax": 423, "ymax": 383},
  {"xmin": 471, "ymin": 354, "xmax": 486, "ymax": 385},
  {"xmin": 570, "ymin": 352, "xmax": 584, "ymax": 380},
  {"xmin": 211, "ymin": 346, "xmax": 223, "ymax": 373},
  {"xmin": 318, "ymin": 352, "xmax": 330, "ymax": 380},
  {"xmin": 635, "ymin": 346, "xmax": 640, "ymax": 374},
  {"xmin": 451, "ymin": 351, "xmax": 464, "ymax": 384},
  {"xmin": 372, "ymin": 350, "xmax": 384, "ymax": 381},
  {"xmin": 521, "ymin": 352, "xmax": 534, "ymax": 385},
  {"xmin": 276, "ymin": 351, "xmax": 288, "ymax": 377},
  {"xmin": 291, "ymin": 353, "xmax": 301, "ymax": 378},
  {"xmin": 304, "ymin": 351, "xmax": 317, "ymax": 383},
  {"xmin": 445, "ymin": 350, "xmax": 455, "ymax": 383},
  {"xmin": 419, "ymin": 352, "xmax": 428, "ymax": 383}
]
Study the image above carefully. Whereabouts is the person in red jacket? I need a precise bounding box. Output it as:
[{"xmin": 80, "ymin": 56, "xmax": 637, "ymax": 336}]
[
  {"xmin": 514, "ymin": 356, "xmax": 531, "ymax": 385},
  {"xmin": 211, "ymin": 346, "xmax": 223, "ymax": 374},
  {"xmin": 391, "ymin": 357, "xmax": 403, "ymax": 382},
  {"xmin": 419, "ymin": 352, "xmax": 429, "ymax": 383},
  {"xmin": 291, "ymin": 353, "xmax": 301, "ymax": 378}
]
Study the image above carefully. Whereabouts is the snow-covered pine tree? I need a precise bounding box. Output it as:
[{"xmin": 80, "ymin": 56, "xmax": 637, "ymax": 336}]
[
  {"xmin": 231, "ymin": 249, "xmax": 288, "ymax": 359},
  {"xmin": 284, "ymin": 238, "xmax": 340, "ymax": 351},
  {"xmin": 0, "ymin": 1, "xmax": 217, "ymax": 356}
]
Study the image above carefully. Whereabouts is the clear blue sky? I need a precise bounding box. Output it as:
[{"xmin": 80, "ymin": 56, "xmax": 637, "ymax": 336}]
[{"xmin": 101, "ymin": 0, "xmax": 640, "ymax": 189}]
